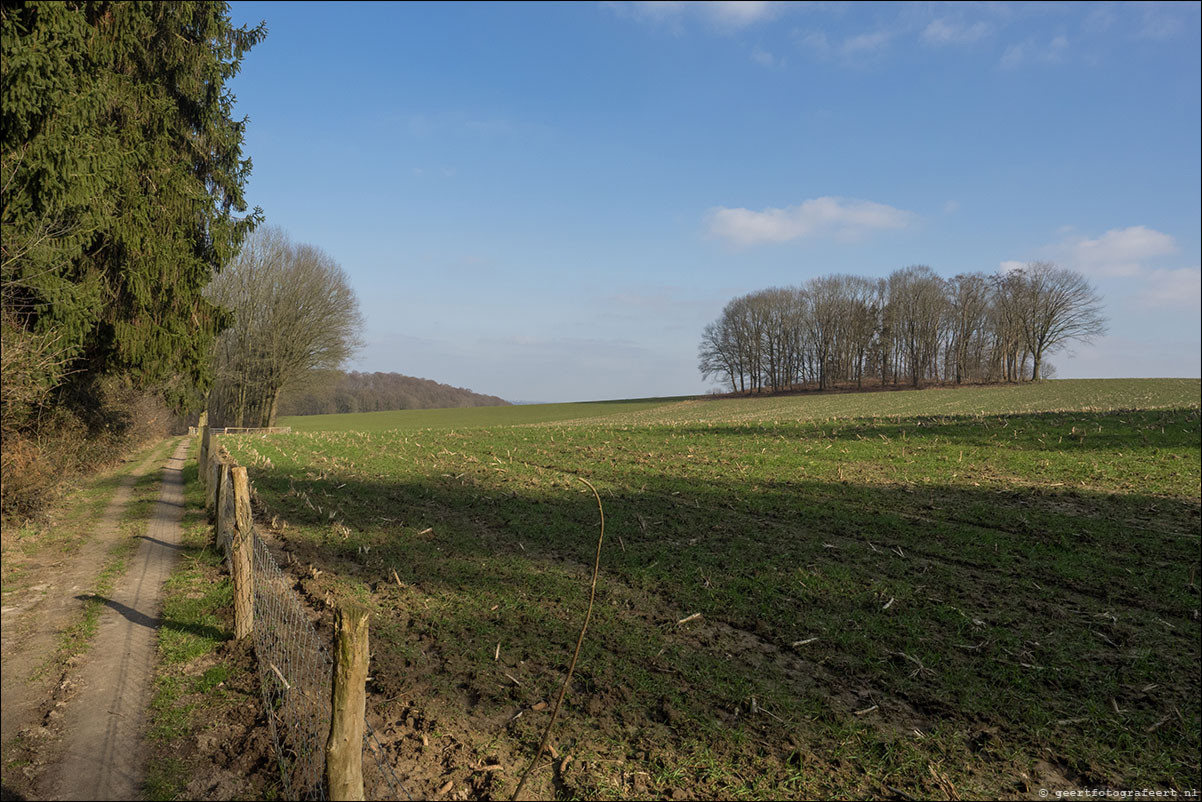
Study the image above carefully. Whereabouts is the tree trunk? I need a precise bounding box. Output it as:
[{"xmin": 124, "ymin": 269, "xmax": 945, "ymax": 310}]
[{"xmin": 234, "ymin": 381, "xmax": 246, "ymax": 428}]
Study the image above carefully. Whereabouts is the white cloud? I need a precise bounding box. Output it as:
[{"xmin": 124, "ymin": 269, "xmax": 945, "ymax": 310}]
[
  {"xmin": 1004, "ymin": 226, "xmax": 1193, "ymax": 312},
  {"xmin": 794, "ymin": 26, "xmax": 896, "ymax": 63},
  {"xmin": 1135, "ymin": 268, "xmax": 1202, "ymax": 310},
  {"xmin": 999, "ymin": 260, "xmax": 1027, "ymax": 273},
  {"xmin": 842, "ymin": 30, "xmax": 892, "ymax": 54},
  {"xmin": 1136, "ymin": 3, "xmax": 1196, "ymax": 39},
  {"xmin": 796, "ymin": 28, "xmax": 831, "ymax": 56},
  {"xmin": 707, "ymin": 1, "xmax": 779, "ymax": 28},
  {"xmin": 1067, "ymin": 225, "xmax": 1178, "ymax": 277},
  {"xmin": 1000, "ymin": 35, "xmax": 1069, "ymax": 68},
  {"xmin": 751, "ymin": 45, "xmax": 781, "ymax": 67},
  {"xmin": 923, "ymin": 18, "xmax": 989, "ymax": 46},
  {"xmin": 1082, "ymin": 5, "xmax": 1116, "ymax": 34},
  {"xmin": 610, "ymin": 1, "xmax": 684, "ymax": 21},
  {"xmin": 606, "ymin": 0, "xmax": 780, "ymax": 31},
  {"xmin": 1001, "ymin": 40, "xmax": 1032, "ymax": 67},
  {"xmin": 943, "ymin": 200, "xmax": 960, "ymax": 214},
  {"xmin": 707, "ymin": 196, "xmax": 915, "ymax": 245}
]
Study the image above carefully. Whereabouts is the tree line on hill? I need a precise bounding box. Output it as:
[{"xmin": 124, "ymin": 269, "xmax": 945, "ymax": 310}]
[
  {"xmin": 277, "ymin": 371, "xmax": 509, "ymax": 417},
  {"xmin": 202, "ymin": 229, "xmax": 507, "ymax": 426},
  {"xmin": 699, "ymin": 262, "xmax": 1106, "ymax": 393}
]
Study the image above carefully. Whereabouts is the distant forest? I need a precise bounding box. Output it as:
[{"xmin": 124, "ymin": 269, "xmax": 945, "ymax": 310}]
[{"xmin": 278, "ymin": 371, "xmax": 510, "ymax": 416}]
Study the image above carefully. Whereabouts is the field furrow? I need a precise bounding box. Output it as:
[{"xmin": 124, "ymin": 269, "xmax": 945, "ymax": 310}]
[{"xmin": 225, "ymin": 379, "xmax": 1201, "ymax": 800}]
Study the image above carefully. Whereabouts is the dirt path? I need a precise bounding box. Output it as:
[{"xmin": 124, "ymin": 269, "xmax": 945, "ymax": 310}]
[
  {"xmin": 48, "ymin": 437, "xmax": 191, "ymax": 800},
  {"xmin": 0, "ymin": 437, "xmax": 191, "ymax": 801},
  {"xmin": 0, "ymin": 442, "xmax": 168, "ymax": 750}
]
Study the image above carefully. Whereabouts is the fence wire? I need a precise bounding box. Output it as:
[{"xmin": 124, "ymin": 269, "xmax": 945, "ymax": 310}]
[
  {"xmin": 365, "ymin": 720, "xmax": 413, "ymax": 801},
  {"xmin": 214, "ymin": 456, "xmax": 411, "ymax": 801}
]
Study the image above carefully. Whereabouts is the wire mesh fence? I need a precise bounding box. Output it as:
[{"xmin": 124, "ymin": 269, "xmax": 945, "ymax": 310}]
[
  {"xmin": 250, "ymin": 529, "xmax": 333, "ymax": 799},
  {"xmin": 365, "ymin": 720, "xmax": 412, "ymax": 802},
  {"xmin": 211, "ymin": 444, "xmax": 410, "ymax": 801}
]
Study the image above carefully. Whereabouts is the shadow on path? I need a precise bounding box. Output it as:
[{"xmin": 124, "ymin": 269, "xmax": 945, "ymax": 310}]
[{"xmin": 74, "ymin": 594, "xmax": 227, "ymax": 642}]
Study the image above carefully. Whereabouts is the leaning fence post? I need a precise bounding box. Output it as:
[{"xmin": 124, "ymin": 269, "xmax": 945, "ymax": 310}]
[
  {"xmin": 326, "ymin": 604, "xmax": 369, "ymax": 801},
  {"xmin": 229, "ymin": 466, "xmax": 255, "ymax": 640}
]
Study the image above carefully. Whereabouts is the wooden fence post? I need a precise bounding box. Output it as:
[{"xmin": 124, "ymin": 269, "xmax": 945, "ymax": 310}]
[
  {"xmin": 230, "ymin": 466, "xmax": 254, "ymax": 640},
  {"xmin": 198, "ymin": 425, "xmax": 210, "ymax": 489},
  {"xmin": 206, "ymin": 453, "xmax": 222, "ymax": 516},
  {"xmin": 326, "ymin": 604, "xmax": 369, "ymax": 801},
  {"xmin": 214, "ymin": 459, "xmax": 231, "ymax": 542}
]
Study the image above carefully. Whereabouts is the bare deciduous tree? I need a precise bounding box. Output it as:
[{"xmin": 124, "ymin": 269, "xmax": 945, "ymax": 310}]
[
  {"xmin": 887, "ymin": 266, "xmax": 947, "ymax": 388},
  {"xmin": 1010, "ymin": 261, "xmax": 1107, "ymax": 381},
  {"xmin": 840, "ymin": 275, "xmax": 880, "ymax": 389},
  {"xmin": 804, "ymin": 276, "xmax": 846, "ymax": 390},
  {"xmin": 946, "ymin": 272, "xmax": 992, "ymax": 384},
  {"xmin": 205, "ymin": 226, "xmax": 363, "ymax": 427},
  {"xmin": 698, "ymin": 318, "xmax": 740, "ymax": 393},
  {"xmin": 990, "ymin": 270, "xmax": 1029, "ymax": 382},
  {"xmin": 697, "ymin": 263, "xmax": 1106, "ymax": 393}
]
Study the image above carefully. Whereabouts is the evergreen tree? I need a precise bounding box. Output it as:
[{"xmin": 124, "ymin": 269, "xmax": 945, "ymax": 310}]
[{"xmin": 1, "ymin": 1, "xmax": 265, "ymax": 422}]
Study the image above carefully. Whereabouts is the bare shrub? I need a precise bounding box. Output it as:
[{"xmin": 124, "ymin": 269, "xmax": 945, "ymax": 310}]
[{"xmin": 0, "ymin": 376, "xmax": 176, "ymax": 520}]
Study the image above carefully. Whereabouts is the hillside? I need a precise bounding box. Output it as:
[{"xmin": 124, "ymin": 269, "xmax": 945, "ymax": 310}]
[{"xmin": 277, "ymin": 370, "xmax": 509, "ymax": 416}]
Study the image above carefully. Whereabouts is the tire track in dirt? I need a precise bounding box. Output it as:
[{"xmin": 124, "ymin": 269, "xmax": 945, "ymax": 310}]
[
  {"xmin": 0, "ymin": 443, "xmax": 168, "ymax": 752},
  {"xmin": 40, "ymin": 437, "xmax": 191, "ymax": 801}
]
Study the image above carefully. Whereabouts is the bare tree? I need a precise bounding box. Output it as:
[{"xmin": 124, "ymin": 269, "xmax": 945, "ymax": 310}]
[
  {"xmin": 990, "ymin": 270, "xmax": 1028, "ymax": 382},
  {"xmin": 804, "ymin": 276, "xmax": 847, "ymax": 390},
  {"xmin": 946, "ymin": 272, "xmax": 992, "ymax": 384},
  {"xmin": 1010, "ymin": 261, "xmax": 1107, "ymax": 381},
  {"xmin": 840, "ymin": 275, "xmax": 880, "ymax": 389},
  {"xmin": 761, "ymin": 286, "xmax": 803, "ymax": 391},
  {"xmin": 697, "ymin": 263, "xmax": 1106, "ymax": 393},
  {"xmin": 205, "ymin": 226, "xmax": 363, "ymax": 427},
  {"xmin": 887, "ymin": 266, "xmax": 947, "ymax": 388},
  {"xmin": 698, "ymin": 318, "xmax": 740, "ymax": 393}
]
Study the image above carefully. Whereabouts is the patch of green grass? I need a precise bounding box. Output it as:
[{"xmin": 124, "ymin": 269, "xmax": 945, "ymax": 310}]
[
  {"xmin": 223, "ymin": 379, "xmax": 1201, "ymax": 799},
  {"xmin": 627, "ymin": 378, "xmax": 1202, "ymax": 427},
  {"xmin": 143, "ymin": 756, "xmax": 188, "ymax": 802},
  {"xmin": 279, "ymin": 396, "xmax": 691, "ymax": 432}
]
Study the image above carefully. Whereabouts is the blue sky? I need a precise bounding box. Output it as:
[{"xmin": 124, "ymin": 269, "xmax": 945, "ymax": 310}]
[{"xmin": 226, "ymin": 1, "xmax": 1201, "ymax": 402}]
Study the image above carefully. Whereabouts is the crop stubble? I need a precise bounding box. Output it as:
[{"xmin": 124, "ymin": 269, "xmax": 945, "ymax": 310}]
[{"xmin": 225, "ymin": 379, "xmax": 1201, "ymax": 800}]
